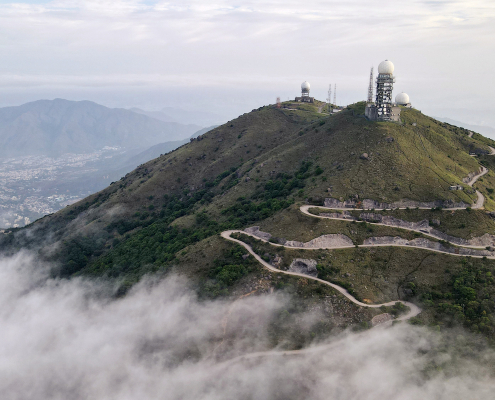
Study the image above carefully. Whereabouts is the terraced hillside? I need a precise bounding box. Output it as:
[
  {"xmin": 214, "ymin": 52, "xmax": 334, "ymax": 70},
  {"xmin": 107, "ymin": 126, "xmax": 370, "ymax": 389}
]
[{"xmin": 3, "ymin": 100, "xmax": 495, "ymax": 343}]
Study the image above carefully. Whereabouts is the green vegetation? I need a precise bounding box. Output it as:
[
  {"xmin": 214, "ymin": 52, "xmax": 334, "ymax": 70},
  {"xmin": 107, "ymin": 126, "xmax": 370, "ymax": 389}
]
[
  {"xmin": 420, "ymin": 258, "xmax": 495, "ymax": 340},
  {"xmin": 57, "ymin": 160, "xmax": 314, "ymax": 280},
  {"xmin": 4, "ymin": 99, "xmax": 495, "ymax": 344},
  {"xmin": 379, "ymin": 302, "xmax": 410, "ymax": 318}
]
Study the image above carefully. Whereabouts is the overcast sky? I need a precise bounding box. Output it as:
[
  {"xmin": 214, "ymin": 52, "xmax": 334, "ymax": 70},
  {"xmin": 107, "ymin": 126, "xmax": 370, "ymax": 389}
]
[{"xmin": 0, "ymin": 0, "xmax": 494, "ymax": 125}]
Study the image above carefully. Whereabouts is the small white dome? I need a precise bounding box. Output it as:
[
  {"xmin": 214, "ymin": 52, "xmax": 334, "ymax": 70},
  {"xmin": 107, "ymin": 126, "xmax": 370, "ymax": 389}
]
[
  {"xmin": 378, "ymin": 60, "xmax": 394, "ymax": 75},
  {"xmin": 301, "ymin": 81, "xmax": 310, "ymax": 91},
  {"xmin": 395, "ymin": 92, "xmax": 410, "ymax": 105}
]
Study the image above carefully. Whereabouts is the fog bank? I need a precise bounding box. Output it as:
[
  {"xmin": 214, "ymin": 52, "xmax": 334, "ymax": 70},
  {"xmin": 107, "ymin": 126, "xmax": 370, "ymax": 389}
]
[{"xmin": 0, "ymin": 253, "xmax": 494, "ymax": 399}]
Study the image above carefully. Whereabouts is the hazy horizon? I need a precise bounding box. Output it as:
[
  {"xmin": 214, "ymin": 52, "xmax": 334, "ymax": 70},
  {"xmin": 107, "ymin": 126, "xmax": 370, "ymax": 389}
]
[{"xmin": 0, "ymin": 1, "xmax": 494, "ymax": 127}]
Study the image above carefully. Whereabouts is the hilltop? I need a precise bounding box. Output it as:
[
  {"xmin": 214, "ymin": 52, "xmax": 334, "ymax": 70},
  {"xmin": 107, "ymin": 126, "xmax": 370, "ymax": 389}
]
[{"xmin": 3, "ymin": 100, "xmax": 495, "ymax": 343}]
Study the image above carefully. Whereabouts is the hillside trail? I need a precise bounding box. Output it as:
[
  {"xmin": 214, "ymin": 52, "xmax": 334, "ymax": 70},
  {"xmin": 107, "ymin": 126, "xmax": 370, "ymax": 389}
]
[
  {"xmin": 219, "ymin": 230, "xmax": 421, "ymax": 362},
  {"xmin": 469, "ymin": 131, "xmax": 474, "ymax": 138},
  {"xmin": 318, "ymin": 103, "xmax": 330, "ymax": 114},
  {"xmin": 299, "ymin": 204, "xmax": 488, "ymax": 249},
  {"xmin": 315, "ymin": 166, "xmax": 489, "ymax": 212},
  {"xmin": 217, "ymin": 147, "xmax": 495, "ymax": 361},
  {"xmin": 221, "ymin": 230, "xmax": 421, "ymax": 317}
]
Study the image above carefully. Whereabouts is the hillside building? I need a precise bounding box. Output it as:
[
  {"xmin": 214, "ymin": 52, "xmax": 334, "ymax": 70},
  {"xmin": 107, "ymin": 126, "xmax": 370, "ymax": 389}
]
[
  {"xmin": 365, "ymin": 60, "xmax": 401, "ymax": 122},
  {"xmin": 295, "ymin": 81, "xmax": 314, "ymax": 103},
  {"xmin": 395, "ymin": 92, "xmax": 412, "ymax": 107}
]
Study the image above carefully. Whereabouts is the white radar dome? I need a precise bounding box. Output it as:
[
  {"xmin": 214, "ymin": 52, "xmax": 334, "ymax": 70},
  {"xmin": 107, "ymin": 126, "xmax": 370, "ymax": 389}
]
[
  {"xmin": 378, "ymin": 60, "xmax": 394, "ymax": 75},
  {"xmin": 301, "ymin": 81, "xmax": 310, "ymax": 91},
  {"xmin": 395, "ymin": 92, "xmax": 410, "ymax": 105}
]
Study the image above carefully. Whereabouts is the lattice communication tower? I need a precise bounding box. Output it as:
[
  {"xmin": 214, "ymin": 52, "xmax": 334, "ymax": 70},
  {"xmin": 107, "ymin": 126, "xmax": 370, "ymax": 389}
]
[
  {"xmin": 367, "ymin": 67, "xmax": 374, "ymax": 103},
  {"xmin": 327, "ymin": 84, "xmax": 332, "ymax": 112},
  {"xmin": 375, "ymin": 61, "xmax": 395, "ymax": 121}
]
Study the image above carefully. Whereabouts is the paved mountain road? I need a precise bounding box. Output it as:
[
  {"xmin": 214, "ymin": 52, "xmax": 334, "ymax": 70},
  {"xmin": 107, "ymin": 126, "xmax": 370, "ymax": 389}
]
[
  {"xmin": 221, "ymin": 230, "xmax": 422, "ymax": 320},
  {"xmin": 299, "ymin": 201, "xmax": 491, "ymax": 249},
  {"xmin": 217, "ymin": 147, "xmax": 495, "ymax": 361}
]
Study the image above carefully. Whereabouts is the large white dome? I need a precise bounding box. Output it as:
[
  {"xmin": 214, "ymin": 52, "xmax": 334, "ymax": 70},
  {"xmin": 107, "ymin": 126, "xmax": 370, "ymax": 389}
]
[
  {"xmin": 395, "ymin": 92, "xmax": 410, "ymax": 105},
  {"xmin": 378, "ymin": 60, "xmax": 394, "ymax": 75},
  {"xmin": 301, "ymin": 81, "xmax": 310, "ymax": 91}
]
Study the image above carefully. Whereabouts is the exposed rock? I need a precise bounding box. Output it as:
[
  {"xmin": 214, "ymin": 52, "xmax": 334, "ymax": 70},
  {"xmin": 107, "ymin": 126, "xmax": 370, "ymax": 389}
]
[
  {"xmin": 363, "ymin": 236, "xmax": 494, "ymax": 257},
  {"xmin": 285, "ymin": 234, "xmax": 354, "ymax": 249},
  {"xmin": 371, "ymin": 313, "xmax": 393, "ymax": 326},
  {"xmin": 360, "ymin": 153, "xmax": 369, "ymax": 160},
  {"xmin": 289, "ymin": 259, "xmax": 318, "ymax": 277},
  {"xmin": 324, "ymin": 197, "xmax": 470, "ymax": 210},
  {"xmin": 244, "ymin": 226, "xmax": 272, "ymax": 241},
  {"xmin": 272, "ymin": 255, "xmax": 283, "ymax": 267},
  {"xmin": 385, "ymin": 137, "xmax": 394, "ymax": 143}
]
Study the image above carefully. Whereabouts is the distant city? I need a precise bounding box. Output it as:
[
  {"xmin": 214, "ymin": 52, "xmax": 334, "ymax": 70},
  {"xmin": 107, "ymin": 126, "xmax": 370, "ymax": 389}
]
[{"xmin": 0, "ymin": 147, "xmax": 123, "ymax": 229}]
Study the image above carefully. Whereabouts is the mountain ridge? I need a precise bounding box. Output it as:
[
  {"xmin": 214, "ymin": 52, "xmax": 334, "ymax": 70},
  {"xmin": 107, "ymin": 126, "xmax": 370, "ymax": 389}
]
[
  {"xmin": 0, "ymin": 99, "xmax": 202, "ymax": 157},
  {"xmin": 3, "ymin": 100, "xmax": 495, "ymax": 341}
]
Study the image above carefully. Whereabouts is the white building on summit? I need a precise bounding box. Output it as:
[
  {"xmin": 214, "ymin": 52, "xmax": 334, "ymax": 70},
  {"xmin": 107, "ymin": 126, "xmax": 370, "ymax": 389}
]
[
  {"xmin": 365, "ymin": 60, "xmax": 401, "ymax": 122},
  {"xmin": 395, "ymin": 92, "xmax": 411, "ymax": 107},
  {"xmin": 295, "ymin": 81, "xmax": 314, "ymax": 103}
]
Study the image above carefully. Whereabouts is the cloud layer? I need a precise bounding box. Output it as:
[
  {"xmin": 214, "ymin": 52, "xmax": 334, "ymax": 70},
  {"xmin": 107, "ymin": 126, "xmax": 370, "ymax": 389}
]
[{"xmin": 0, "ymin": 252, "xmax": 495, "ymax": 399}]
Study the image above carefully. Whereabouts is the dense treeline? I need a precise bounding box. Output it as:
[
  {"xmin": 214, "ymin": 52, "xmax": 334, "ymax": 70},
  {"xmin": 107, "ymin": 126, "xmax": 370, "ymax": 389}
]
[
  {"xmin": 56, "ymin": 161, "xmax": 322, "ymax": 281},
  {"xmin": 420, "ymin": 258, "xmax": 495, "ymax": 339}
]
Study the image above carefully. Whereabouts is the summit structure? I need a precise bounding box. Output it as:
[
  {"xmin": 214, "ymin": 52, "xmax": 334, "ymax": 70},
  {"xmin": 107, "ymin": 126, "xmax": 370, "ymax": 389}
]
[
  {"xmin": 295, "ymin": 81, "xmax": 314, "ymax": 103},
  {"xmin": 365, "ymin": 60, "xmax": 401, "ymax": 122}
]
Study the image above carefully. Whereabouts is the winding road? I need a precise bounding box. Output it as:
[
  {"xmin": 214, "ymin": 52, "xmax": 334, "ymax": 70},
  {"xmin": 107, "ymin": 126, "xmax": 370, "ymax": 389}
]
[
  {"xmin": 221, "ymin": 230, "xmax": 422, "ymax": 321},
  {"xmin": 217, "ymin": 147, "xmax": 495, "ymax": 361},
  {"xmin": 220, "ymin": 161, "xmax": 491, "ymax": 326},
  {"xmin": 300, "ymin": 205, "xmax": 490, "ymax": 250}
]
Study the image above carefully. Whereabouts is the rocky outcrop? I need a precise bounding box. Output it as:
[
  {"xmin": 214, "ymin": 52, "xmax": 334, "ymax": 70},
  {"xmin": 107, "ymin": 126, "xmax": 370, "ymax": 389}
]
[
  {"xmin": 288, "ymin": 259, "xmax": 318, "ymax": 277},
  {"xmin": 286, "ymin": 234, "xmax": 354, "ymax": 249},
  {"xmin": 463, "ymin": 168, "xmax": 483, "ymax": 184},
  {"xmin": 363, "ymin": 236, "xmax": 494, "ymax": 257},
  {"xmin": 371, "ymin": 313, "xmax": 393, "ymax": 326},
  {"xmin": 244, "ymin": 226, "xmax": 272, "ymax": 241},
  {"xmin": 314, "ymin": 211, "xmax": 495, "ymax": 248},
  {"xmin": 244, "ymin": 227, "xmax": 354, "ymax": 249},
  {"xmin": 359, "ymin": 214, "xmax": 495, "ymax": 247},
  {"xmin": 320, "ymin": 211, "xmax": 354, "ymax": 219},
  {"xmin": 323, "ymin": 197, "xmax": 470, "ymax": 210}
]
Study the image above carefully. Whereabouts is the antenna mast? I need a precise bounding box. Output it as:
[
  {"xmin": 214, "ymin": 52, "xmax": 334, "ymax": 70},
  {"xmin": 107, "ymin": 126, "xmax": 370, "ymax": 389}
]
[
  {"xmin": 327, "ymin": 84, "xmax": 332, "ymax": 112},
  {"xmin": 333, "ymin": 84, "xmax": 336, "ymax": 106},
  {"xmin": 367, "ymin": 67, "xmax": 374, "ymax": 103}
]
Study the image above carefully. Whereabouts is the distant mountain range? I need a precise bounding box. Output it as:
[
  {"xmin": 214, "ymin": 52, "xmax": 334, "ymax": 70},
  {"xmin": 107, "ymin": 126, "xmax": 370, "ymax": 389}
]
[
  {"xmin": 118, "ymin": 126, "xmax": 216, "ymax": 173},
  {"xmin": 130, "ymin": 106, "xmax": 223, "ymax": 127},
  {"xmin": 436, "ymin": 117, "xmax": 495, "ymax": 139},
  {"xmin": 0, "ymin": 99, "xmax": 202, "ymax": 157}
]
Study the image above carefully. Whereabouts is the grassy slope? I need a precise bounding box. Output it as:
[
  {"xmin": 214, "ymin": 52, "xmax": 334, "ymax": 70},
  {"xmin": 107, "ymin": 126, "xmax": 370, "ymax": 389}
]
[
  {"xmin": 3, "ymin": 101, "xmax": 495, "ymax": 340},
  {"xmin": 9, "ymin": 101, "xmax": 488, "ymax": 244}
]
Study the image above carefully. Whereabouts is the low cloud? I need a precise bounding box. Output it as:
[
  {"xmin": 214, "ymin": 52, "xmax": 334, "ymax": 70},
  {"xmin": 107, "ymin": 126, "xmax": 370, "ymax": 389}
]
[{"xmin": 0, "ymin": 252, "xmax": 494, "ymax": 399}]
